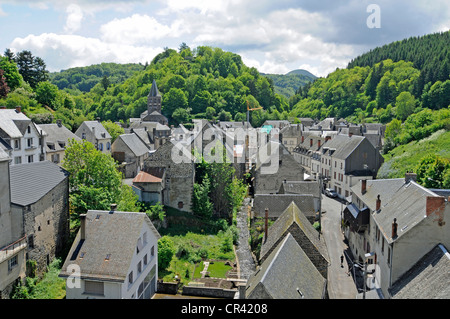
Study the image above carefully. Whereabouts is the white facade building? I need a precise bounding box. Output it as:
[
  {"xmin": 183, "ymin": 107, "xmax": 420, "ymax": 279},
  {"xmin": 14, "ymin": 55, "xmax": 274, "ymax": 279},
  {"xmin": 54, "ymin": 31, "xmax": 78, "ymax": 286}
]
[{"xmin": 59, "ymin": 207, "xmax": 160, "ymax": 299}]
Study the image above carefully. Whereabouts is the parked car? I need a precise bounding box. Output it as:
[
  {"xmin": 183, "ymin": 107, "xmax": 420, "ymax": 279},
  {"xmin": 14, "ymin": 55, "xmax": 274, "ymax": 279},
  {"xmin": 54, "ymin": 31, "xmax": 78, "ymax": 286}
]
[{"xmin": 325, "ymin": 188, "xmax": 338, "ymax": 198}]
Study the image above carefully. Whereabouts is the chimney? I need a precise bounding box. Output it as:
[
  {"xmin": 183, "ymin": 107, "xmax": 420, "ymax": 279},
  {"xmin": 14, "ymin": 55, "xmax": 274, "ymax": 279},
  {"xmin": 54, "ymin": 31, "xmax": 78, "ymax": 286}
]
[
  {"xmin": 56, "ymin": 119, "xmax": 62, "ymax": 127},
  {"xmin": 349, "ymin": 132, "xmax": 353, "ymax": 137},
  {"xmin": 80, "ymin": 214, "xmax": 87, "ymax": 240},
  {"xmin": 426, "ymin": 196, "xmax": 446, "ymax": 217},
  {"xmin": 325, "ymin": 136, "xmax": 331, "ymax": 142},
  {"xmin": 301, "ymin": 136, "xmax": 304, "ymax": 143},
  {"xmin": 405, "ymin": 172, "xmax": 417, "ymax": 184},
  {"xmin": 392, "ymin": 218, "xmax": 398, "ymax": 239},
  {"xmin": 361, "ymin": 179, "xmax": 367, "ymax": 194},
  {"xmin": 310, "ymin": 139, "xmax": 313, "ymax": 147},
  {"xmin": 264, "ymin": 208, "xmax": 269, "ymax": 242},
  {"xmin": 15, "ymin": 106, "xmax": 21, "ymax": 113},
  {"xmin": 110, "ymin": 203, "xmax": 117, "ymax": 213},
  {"xmin": 96, "ymin": 117, "xmax": 101, "ymax": 123},
  {"xmin": 318, "ymin": 140, "xmax": 321, "ymax": 148},
  {"xmin": 376, "ymin": 194, "xmax": 381, "ymax": 211},
  {"xmin": 0, "ymin": 106, "xmax": 6, "ymax": 109}
]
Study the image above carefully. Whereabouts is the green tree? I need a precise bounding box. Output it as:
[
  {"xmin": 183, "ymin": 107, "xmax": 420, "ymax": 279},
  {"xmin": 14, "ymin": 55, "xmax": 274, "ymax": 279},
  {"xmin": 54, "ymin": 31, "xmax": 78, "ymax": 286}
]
[
  {"xmin": 396, "ymin": 91, "xmax": 416, "ymax": 121},
  {"xmin": 415, "ymin": 154, "xmax": 450, "ymax": 189},
  {"xmin": 62, "ymin": 139, "xmax": 136, "ymax": 215},
  {"xmin": 192, "ymin": 173, "xmax": 213, "ymax": 220},
  {"xmin": 0, "ymin": 69, "xmax": 10, "ymax": 97},
  {"xmin": 0, "ymin": 56, "xmax": 23, "ymax": 91},
  {"xmin": 162, "ymin": 87, "xmax": 188, "ymax": 117},
  {"xmin": 172, "ymin": 107, "xmax": 190, "ymax": 125},
  {"xmin": 158, "ymin": 236, "xmax": 175, "ymax": 271},
  {"xmin": 15, "ymin": 50, "xmax": 49, "ymax": 88},
  {"xmin": 101, "ymin": 120, "xmax": 124, "ymax": 143},
  {"xmin": 35, "ymin": 81, "xmax": 59, "ymax": 109}
]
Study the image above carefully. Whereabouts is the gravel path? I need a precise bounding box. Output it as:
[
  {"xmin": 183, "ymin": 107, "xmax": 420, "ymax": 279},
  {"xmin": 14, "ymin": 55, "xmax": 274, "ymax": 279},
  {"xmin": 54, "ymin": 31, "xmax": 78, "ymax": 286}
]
[{"xmin": 235, "ymin": 197, "xmax": 256, "ymax": 279}]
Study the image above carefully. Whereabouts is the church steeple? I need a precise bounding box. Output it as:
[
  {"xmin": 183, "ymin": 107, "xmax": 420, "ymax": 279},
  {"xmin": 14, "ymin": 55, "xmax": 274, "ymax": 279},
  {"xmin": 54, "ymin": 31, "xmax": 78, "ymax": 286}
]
[{"xmin": 147, "ymin": 79, "xmax": 162, "ymax": 114}]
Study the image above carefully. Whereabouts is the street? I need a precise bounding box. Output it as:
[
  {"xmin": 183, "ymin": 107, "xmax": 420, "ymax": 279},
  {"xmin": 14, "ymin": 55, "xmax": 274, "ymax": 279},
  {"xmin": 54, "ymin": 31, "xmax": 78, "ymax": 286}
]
[{"xmin": 320, "ymin": 195, "xmax": 359, "ymax": 299}]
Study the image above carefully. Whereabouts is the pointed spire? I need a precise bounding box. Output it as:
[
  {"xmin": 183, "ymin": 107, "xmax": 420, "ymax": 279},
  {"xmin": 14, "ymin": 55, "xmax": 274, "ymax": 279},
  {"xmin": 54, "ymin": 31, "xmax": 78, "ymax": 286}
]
[{"xmin": 149, "ymin": 79, "xmax": 161, "ymax": 97}]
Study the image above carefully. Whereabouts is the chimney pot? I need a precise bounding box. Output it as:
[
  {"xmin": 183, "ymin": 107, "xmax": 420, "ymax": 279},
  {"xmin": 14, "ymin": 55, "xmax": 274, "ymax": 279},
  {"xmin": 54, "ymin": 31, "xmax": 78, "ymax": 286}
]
[
  {"xmin": 376, "ymin": 194, "xmax": 381, "ymax": 211},
  {"xmin": 405, "ymin": 172, "xmax": 417, "ymax": 184},
  {"xmin": 110, "ymin": 203, "xmax": 117, "ymax": 212},
  {"xmin": 392, "ymin": 218, "xmax": 398, "ymax": 239},
  {"xmin": 361, "ymin": 179, "xmax": 367, "ymax": 194},
  {"xmin": 15, "ymin": 106, "xmax": 21, "ymax": 113}
]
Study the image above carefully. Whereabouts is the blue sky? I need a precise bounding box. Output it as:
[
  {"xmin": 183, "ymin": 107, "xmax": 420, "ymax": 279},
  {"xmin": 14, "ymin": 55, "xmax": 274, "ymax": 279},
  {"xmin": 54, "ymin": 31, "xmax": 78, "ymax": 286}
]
[{"xmin": 1, "ymin": 0, "xmax": 449, "ymax": 77}]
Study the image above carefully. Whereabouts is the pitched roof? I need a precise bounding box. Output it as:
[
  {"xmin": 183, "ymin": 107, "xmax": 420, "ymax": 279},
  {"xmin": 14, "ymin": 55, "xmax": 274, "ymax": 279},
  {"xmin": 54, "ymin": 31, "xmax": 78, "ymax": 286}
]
[
  {"xmin": 117, "ymin": 133, "xmax": 149, "ymax": 157},
  {"xmin": 321, "ymin": 134, "xmax": 365, "ymax": 160},
  {"xmin": 77, "ymin": 121, "xmax": 111, "ymax": 140},
  {"xmin": 0, "ymin": 109, "xmax": 31, "ymax": 138},
  {"xmin": 10, "ymin": 161, "xmax": 69, "ymax": 206},
  {"xmin": 39, "ymin": 123, "xmax": 81, "ymax": 152},
  {"xmin": 253, "ymin": 194, "xmax": 317, "ymax": 220},
  {"xmin": 259, "ymin": 202, "xmax": 329, "ymax": 272},
  {"xmin": 59, "ymin": 210, "xmax": 160, "ymax": 282},
  {"xmin": 246, "ymin": 233, "xmax": 327, "ymax": 299},
  {"xmin": 132, "ymin": 170, "xmax": 162, "ymax": 183},
  {"xmin": 390, "ymin": 244, "xmax": 450, "ymax": 299},
  {"xmin": 278, "ymin": 180, "xmax": 321, "ymax": 198}
]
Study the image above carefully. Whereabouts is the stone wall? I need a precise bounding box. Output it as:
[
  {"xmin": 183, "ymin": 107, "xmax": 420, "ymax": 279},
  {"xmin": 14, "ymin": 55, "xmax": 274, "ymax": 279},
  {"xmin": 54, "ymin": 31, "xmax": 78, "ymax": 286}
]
[
  {"xmin": 12, "ymin": 178, "xmax": 70, "ymax": 276},
  {"xmin": 182, "ymin": 286, "xmax": 237, "ymax": 299}
]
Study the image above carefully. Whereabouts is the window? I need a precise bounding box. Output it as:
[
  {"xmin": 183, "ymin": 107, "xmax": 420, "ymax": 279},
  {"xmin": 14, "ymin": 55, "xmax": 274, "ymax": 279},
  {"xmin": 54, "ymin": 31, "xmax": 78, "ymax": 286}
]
[
  {"xmin": 27, "ymin": 138, "xmax": 33, "ymax": 148},
  {"xmin": 84, "ymin": 281, "xmax": 104, "ymax": 295},
  {"xmin": 144, "ymin": 254, "xmax": 148, "ymax": 266},
  {"xmin": 106, "ymin": 142, "xmax": 111, "ymax": 150},
  {"xmin": 99, "ymin": 143, "xmax": 103, "ymax": 151},
  {"xmin": 82, "ymin": 133, "xmax": 86, "ymax": 139},
  {"xmin": 28, "ymin": 235, "xmax": 34, "ymax": 248},
  {"xmin": 14, "ymin": 156, "xmax": 22, "ymax": 165},
  {"xmin": 27, "ymin": 126, "xmax": 31, "ymax": 134},
  {"xmin": 151, "ymin": 246, "xmax": 154, "ymax": 258},
  {"xmin": 137, "ymin": 261, "xmax": 142, "ymax": 274},
  {"xmin": 128, "ymin": 271, "xmax": 133, "ymax": 284},
  {"xmin": 28, "ymin": 155, "xmax": 34, "ymax": 163},
  {"xmin": 14, "ymin": 139, "xmax": 20, "ymax": 150},
  {"xmin": 8, "ymin": 255, "xmax": 18, "ymax": 271}
]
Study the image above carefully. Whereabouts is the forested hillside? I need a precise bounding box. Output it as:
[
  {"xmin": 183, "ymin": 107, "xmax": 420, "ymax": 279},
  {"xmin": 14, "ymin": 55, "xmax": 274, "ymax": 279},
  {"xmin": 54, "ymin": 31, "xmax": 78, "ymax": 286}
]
[
  {"xmin": 261, "ymin": 69, "xmax": 316, "ymax": 98},
  {"xmin": 49, "ymin": 63, "xmax": 144, "ymax": 93}
]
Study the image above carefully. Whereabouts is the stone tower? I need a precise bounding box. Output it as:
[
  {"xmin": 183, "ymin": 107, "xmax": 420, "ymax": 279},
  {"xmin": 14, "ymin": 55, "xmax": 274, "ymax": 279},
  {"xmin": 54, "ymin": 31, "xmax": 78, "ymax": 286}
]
[{"xmin": 147, "ymin": 79, "xmax": 162, "ymax": 114}]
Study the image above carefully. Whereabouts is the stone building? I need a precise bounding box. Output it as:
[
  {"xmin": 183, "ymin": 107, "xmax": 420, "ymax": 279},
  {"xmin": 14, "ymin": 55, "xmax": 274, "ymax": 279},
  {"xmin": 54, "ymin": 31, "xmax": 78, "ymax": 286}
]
[
  {"xmin": 112, "ymin": 133, "xmax": 150, "ymax": 178},
  {"xmin": 9, "ymin": 161, "xmax": 70, "ymax": 276},
  {"xmin": 143, "ymin": 141, "xmax": 194, "ymax": 212},
  {"xmin": 0, "ymin": 148, "xmax": 26, "ymax": 298},
  {"xmin": 75, "ymin": 120, "xmax": 112, "ymax": 154}
]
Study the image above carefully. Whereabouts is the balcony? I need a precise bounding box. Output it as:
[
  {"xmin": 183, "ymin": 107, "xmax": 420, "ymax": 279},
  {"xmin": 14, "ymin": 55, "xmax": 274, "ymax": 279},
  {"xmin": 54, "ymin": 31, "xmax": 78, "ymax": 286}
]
[
  {"xmin": 343, "ymin": 204, "xmax": 370, "ymax": 233},
  {"xmin": 0, "ymin": 236, "xmax": 27, "ymax": 264}
]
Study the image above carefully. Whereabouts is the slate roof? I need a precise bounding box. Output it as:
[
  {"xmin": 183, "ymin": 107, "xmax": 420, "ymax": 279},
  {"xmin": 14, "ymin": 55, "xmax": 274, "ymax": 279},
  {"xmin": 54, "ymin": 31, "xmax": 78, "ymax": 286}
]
[
  {"xmin": 351, "ymin": 179, "xmax": 442, "ymax": 244},
  {"xmin": 278, "ymin": 180, "xmax": 321, "ymax": 198},
  {"xmin": 253, "ymin": 194, "xmax": 317, "ymax": 220},
  {"xmin": 321, "ymin": 134, "xmax": 365, "ymax": 160},
  {"xmin": 39, "ymin": 123, "xmax": 81, "ymax": 152},
  {"xmin": 148, "ymin": 79, "xmax": 161, "ymax": 97},
  {"xmin": 9, "ymin": 161, "xmax": 69, "ymax": 206},
  {"xmin": 77, "ymin": 121, "xmax": 111, "ymax": 140},
  {"xmin": 246, "ymin": 233, "xmax": 327, "ymax": 299},
  {"xmin": 390, "ymin": 244, "xmax": 450, "ymax": 299},
  {"xmin": 259, "ymin": 202, "xmax": 329, "ymax": 271},
  {"xmin": 0, "ymin": 109, "xmax": 31, "ymax": 138},
  {"xmin": 0, "ymin": 147, "xmax": 9, "ymax": 162},
  {"xmin": 59, "ymin": 210, "xmax": 160, "ymax": 282},
  {"xmin": 117, "ymin": 133, "xmax": 149, "ymax": 157}
]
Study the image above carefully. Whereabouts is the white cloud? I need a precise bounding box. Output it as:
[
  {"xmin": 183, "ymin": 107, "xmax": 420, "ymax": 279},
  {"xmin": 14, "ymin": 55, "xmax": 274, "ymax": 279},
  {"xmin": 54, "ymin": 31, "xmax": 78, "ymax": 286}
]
[
  {"xmin": 10, "ymin": 33, "xmax": 162, "ymax": 71},
  {"xmin": 64, "ymin": 4, "xmax": 84, "ymax": 33},
  {"xmin": 99, "ymin": 14, "xmax": 183, "ymax": 45}
]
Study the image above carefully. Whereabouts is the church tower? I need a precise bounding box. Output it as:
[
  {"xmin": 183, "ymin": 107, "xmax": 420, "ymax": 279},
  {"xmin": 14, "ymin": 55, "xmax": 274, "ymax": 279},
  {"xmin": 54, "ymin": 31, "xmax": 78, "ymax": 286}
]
[{"xmin": 147, "ymin": 79, "xmax": 162, "ymax": 114}]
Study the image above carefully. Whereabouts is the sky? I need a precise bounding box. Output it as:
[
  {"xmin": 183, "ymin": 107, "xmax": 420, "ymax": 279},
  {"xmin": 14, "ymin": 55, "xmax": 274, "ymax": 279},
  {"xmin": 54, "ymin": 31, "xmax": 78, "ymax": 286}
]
[{"xmin": 0, "ymin": 0, "xmax": 449, "ymax": 77}]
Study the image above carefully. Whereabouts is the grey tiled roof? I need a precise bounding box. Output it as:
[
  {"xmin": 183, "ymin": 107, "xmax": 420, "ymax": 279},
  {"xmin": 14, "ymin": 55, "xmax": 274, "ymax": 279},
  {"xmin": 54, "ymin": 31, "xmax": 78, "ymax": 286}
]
[
  {"xmin": 278, "ymin": 180, "xmax": 321, "ymax": 198},
  {"xmin": 259, "ymin": 201, "xmax": 329, "ymax": 270},
  {"xmin": 10, "ymin": 161, "xmax": 69, "ymax": 206},
  {"xmin": 0, "ymin": 109, "xmax": 31, "ymax": 138},
  {"xmin": 253, "ymin": 194, "xmax": 316, "ymax": 219},
  {"xmin": 77, "ymin": 121, "xmax": 111, "ymax": 140},
  {"xmin": 246, "ymin": 233, "xmax": 327, "ymax": 299},
  {"xmin": 117, "ymin": 133, "xmax": 149, "ymax": 157},
  {"xmin": 321, "ymin": 134, "xmax": 365, "ymax": 160},
  {"xmin": 390, "ymin": 244, "xmax": 450, "ymax": 299},
  {"xmin": 60, "ymin": 210, "xmax": 160, "ymax": 282},
  {"xmin": 39, "ymin": 123, "xmax": 81, "ymax": 152}
]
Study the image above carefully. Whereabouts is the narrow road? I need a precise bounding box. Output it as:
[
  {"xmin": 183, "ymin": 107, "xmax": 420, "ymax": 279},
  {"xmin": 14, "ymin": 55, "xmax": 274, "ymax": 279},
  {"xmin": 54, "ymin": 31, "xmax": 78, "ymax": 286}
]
[
  {"xmin": 321, "ymin": 195, "xmax": 358, "ymax": 299},
  {"xmin": 234, "ymin": 197, "xmax": 256, "ymax": 280}
]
